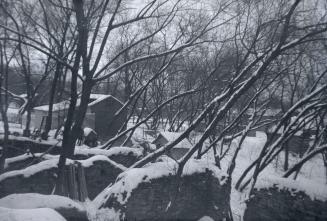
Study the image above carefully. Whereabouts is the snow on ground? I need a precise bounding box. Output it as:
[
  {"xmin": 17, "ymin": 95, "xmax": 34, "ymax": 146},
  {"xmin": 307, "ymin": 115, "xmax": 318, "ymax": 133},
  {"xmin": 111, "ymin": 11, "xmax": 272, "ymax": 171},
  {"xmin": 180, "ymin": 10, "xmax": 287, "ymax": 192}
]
[
  {"xmin": 0, "ymin": 122, "xmax": 23, "ymax": 135},
  {"xmin": 0, "ymin": 207, "xmax": 66, "ymax": 221},
  {"xmin": 0, "ymin": 193, "xmax": 85, "ymax": 213},
  {"xmin": 201, "ymin": 131, "xmax": 327, "ymax": 220},
  {"xmin": 1, "ymin": 120, "xmax": 326, "ymax": 220}
]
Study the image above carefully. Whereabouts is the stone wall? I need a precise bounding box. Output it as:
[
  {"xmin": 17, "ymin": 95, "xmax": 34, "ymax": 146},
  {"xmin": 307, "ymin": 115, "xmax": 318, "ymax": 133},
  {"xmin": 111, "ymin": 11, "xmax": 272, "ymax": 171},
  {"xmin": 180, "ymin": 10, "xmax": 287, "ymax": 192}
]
[
  {"xmin": 4, "ymin": 156, "xmax": 42, "ymax": 172},
  {"xmin": 0, "ymin": 137, "xmax": 61, "ymax": 157},
  {"xmin": 244, "ymin": 186, "xmax": 327, "ymax": 221},
  {"xmin": 107, "ymin": 153, "xmax": 140, "ymax": 167},
  {"xmin": 0, "ymin": 157, "xmax": 124, "ymax": 200},
  {"xmin": 84, "ymin": 160, "xmax": 123, "ymax": 199},
  {"xmin": 0, "ymin": 164, "xmax": 57, "ymax": 198},
  {"xmin": 101, "ymin": 171, "xmax": 230, "ymax": 221},
  {"xmin": 73, "ymin": 146, "xmax": 143, "ymax": 167},
  {"xmin": 1, "ymin": 138, "xmax": 141, "ymax": 167}
]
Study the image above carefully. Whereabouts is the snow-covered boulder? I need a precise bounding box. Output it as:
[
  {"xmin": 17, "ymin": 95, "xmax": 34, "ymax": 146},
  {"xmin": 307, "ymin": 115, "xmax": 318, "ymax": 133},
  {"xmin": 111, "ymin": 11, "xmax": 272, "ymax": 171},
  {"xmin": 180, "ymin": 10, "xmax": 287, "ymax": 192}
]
[
  {"xmin": 0, "ymin": 193, "xmax": 87, "ymax": 221},
  {"xmin": 0, "ymin": 207, "xmax": 67, "ymax": 221},
  {"xmin": 0, "ymin": 155, "xmax": 126, "ymax": 199},
  {"xmin": 244, "ymin": 177, "xmax": 327, "ymax": 221},
  {"xmin": 94, "ymin": 159, "xmax": 230, "ymax": 221}
]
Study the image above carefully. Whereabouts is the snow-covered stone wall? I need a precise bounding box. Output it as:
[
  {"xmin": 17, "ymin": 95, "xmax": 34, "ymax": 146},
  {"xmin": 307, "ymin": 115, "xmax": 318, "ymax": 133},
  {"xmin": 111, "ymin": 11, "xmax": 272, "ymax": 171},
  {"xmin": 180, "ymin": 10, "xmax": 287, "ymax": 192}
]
[
  {"xmin": 0, "ymin": 137, "xmax": 62, "ymax": 157},
  {"xmin": 244, "ymin": 177, "xmax": 327, "ymax": 221},
  {"xmin": 0, "ymin": 156, "xmax": 125, "ymax": 199},
  {"xmin": 73, "ymin": 146, "xmax": 143, "ymax": 167},
  {"xmin": 95, "ymin": 159, "xmax": 230, "ymax": 221},
  {"xmin": 0, "ymin": 193, "xmax": 88, "ymax": 221}
]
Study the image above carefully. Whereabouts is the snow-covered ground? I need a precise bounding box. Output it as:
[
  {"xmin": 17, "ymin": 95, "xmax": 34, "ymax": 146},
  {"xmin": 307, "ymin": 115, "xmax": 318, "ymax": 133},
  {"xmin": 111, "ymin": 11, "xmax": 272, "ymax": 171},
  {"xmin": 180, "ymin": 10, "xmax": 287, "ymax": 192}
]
[
  {"xmin": 0, "ymin": 193, "xmax": 85, "ymax": 212},
  {"xmin": 1, "ymin": 119, "xmax": 326, "ymax": 221},
  {"xmin": 0, "ymin": 122, "xmax": 23, "ymax": 135},
  {"xmin": 0, "ymin": 207, "xmax": 66, "ymax": 221},
  {"xmin": 201, "ymin": 131, "xmax": 327, "ymax": 220}
]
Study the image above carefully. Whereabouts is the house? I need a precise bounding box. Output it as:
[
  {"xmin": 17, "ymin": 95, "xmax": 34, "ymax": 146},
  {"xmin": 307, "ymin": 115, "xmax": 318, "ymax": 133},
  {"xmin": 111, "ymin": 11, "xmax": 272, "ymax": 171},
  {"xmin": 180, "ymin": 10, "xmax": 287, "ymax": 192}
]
[
  {"xmin": 243, "ymin": 108, "xmax": 282, "ymax": 136},
  {"xmin": 0, "ymin": 94, "xmax": 25, "ymax": 124},
  {"xmin": 266, "ymin": 122, "xmax": 314, "ymax": 157},
  {"xmin": 152, "ymin": 131, "xmax": 192, "ymax": 160},
  {"xmin": 27, "ymin": 94, "xmax": 126, "ymax": 141},
  {"xmin": 266, "ymin": 130, "xmax": 311, "ymax": 157}
]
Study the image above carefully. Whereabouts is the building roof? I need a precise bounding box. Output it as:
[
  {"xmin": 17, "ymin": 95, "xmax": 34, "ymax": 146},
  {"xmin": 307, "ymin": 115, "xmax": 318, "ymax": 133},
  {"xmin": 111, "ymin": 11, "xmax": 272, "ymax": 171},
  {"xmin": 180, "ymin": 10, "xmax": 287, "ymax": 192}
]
[
  {"xmin": 88, "ymin": 94, "xmax": 123, "ymax": 106},
  {"xmin": 33, "ymin": 100, "xmax": 70, "ymax": 112},
  {"xmin": 33, "ymin": 94, "xmax": 123, "ymax": 112},
  {"xmin": 154, "ymin": 131, "xmax": 192, "ymax": 149}
]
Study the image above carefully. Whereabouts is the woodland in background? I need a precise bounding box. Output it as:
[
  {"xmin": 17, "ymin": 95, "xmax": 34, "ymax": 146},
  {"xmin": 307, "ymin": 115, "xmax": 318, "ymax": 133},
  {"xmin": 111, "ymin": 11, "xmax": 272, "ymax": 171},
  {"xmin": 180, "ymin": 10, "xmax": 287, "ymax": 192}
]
[{"xmin": 0, "ymin": 0, "xmax": 326, "ymax": 203}]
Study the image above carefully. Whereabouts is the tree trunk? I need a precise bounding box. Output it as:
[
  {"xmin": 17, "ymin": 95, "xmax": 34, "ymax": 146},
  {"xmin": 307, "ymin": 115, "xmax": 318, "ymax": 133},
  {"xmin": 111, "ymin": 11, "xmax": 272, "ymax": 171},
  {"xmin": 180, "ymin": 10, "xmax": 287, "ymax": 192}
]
[
  {"xmin": 283, "ymin": 143, "xmax": 289, "ymax": 171},
  {"xmin": 283, "ymin": 124, "xmax": 289, "ymax": 171},
  {"xmin": 42, "ymin": 62, "xmax": 61, "ymax": 140},
  {"xmin": 0, "ymin": 106, "xmax": 9, "ymax": 174}
]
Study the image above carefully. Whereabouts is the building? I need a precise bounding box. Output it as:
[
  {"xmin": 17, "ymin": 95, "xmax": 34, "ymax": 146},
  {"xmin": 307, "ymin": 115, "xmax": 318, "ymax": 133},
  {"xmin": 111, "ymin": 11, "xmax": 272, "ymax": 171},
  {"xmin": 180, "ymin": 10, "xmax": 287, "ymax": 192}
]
[
  {"xmin": 266, "ymin": 130, "xmax": 312, "ymax": 157},
  {"xmin": 152, "ymin": 131, "xmax": 192, "ymax": 160},
  {"xmin": 27, "ymin": 94, "xmax": 126, "ymax": 141},
  {"xmin": 243, "ymin": 108, "xmax": 283, "ymax": 136},
  {"xmin": 0, "ymin": 94, "xmax": 25, "ymax": 124}
]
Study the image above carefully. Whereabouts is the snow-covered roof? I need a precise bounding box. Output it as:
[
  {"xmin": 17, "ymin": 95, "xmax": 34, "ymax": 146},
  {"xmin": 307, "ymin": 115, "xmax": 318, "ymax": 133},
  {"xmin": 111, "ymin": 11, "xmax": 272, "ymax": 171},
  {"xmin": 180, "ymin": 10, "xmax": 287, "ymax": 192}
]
[
  {"xmin": 33, "ymin": 100, "xmax": 70, "ymax": 112},
  {"xmin": 88, "ymin": 94, "xmax": 123, "ymax": 106},
  {"xmin": 155, "ymin": 131, "xmax": 192, "ymax": 149},
  {"xmin": 33, "ymin": 94, "xmax": 123, "ymax": 112}
]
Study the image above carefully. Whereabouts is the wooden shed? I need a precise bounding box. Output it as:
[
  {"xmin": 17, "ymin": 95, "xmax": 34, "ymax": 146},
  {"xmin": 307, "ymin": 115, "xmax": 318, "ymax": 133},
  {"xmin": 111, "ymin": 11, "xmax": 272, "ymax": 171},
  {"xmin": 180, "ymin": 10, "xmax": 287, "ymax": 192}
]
[
  {"xmin": 28, "ymin": 94, "xmax": 126, "ymax": 141},
  {"xmin": 266, "ymin": 130, "xmax": 312, "ymax": 157},
  {"xmin": 152, "ymin": 131, "xmax": 192, "ymax": 160}
]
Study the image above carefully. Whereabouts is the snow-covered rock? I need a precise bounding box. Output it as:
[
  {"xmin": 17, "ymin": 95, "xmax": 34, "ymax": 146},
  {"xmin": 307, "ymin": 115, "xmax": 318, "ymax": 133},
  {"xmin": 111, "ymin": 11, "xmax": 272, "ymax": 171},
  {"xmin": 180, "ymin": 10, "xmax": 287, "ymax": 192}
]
[
  {"xmin": 0, "ymin": 207, "xmax": 67, "ymax": 221},
  {"xmin": 244, "ymin": 176, "xmax": 327, "ymax": 221},
  {"xmin": 0, "ymin": 156, "xmax": 126, "ymax": 199},
  {"xmin": 198, "ymin": 216, "xmax": 215, "ymax": 221},
  {"xmin": 255, "ymin": 176, "xmax": 327, "ymax": 202},
  {"xmin": 94, "ymin": 159, "xmax": 230, "ymax": 221},
  {"xmin": 0, "ymin": 193, "xmax": 87, "ymax": 221}
]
